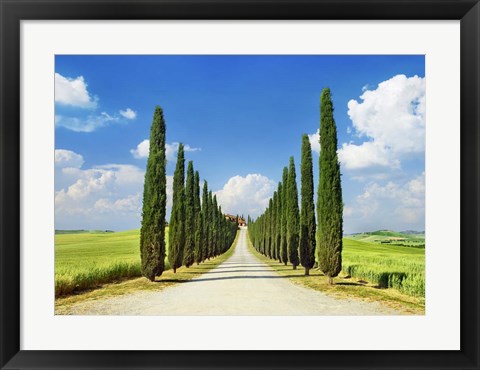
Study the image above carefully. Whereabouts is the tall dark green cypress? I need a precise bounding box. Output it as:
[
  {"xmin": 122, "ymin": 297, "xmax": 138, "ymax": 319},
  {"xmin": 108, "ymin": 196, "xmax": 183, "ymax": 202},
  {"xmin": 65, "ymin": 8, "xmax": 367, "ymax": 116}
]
[
  {"xmin": 271, "ymin": 191, "xmax": 278, "ymax": 260},
  {"xmin": 280, "ymin": 166, "xmax": 289, "ymax": 265},
  {"xmin": 268, "ymin": 198, "xmax": 274, "ymax": 258},
  {"xmin": 299, "ymin": 134, "xmax": 316, "ymax": 275},
  {"xmin": 207, "ymin": 190, "xmax": 215, "ymax": 259},
  {"xmin": 139, "ymin": 106, "xmax": 167, "ymax": 281},
  {"xmin": 317, "ymin": 88, "xmax": 343, "ymax": 284},
  {"xmin": 201, "ymin": 181, "xmax": 210, "ymax": 261},
  {"xmin": 264, "ymin": 213, "xmax": 267, "ymax": 256},
  {"xmin": 183, "ymin": 161, "xmax": 195, "ymax": 267},
  {"xmin": 194, "ymin": 171, "xmax": 203, "ymax": 265},
  {"xmin": 212, "ymin": 193, "xmax": 219, "ymax": 257},
  {"xmin": 169, "ymin": 143, "xmax": 185, "ymax": 273},
  {"xmin": 287, "ymin": 157, "xmax": 300, "ymax": 269},
  {"xmin": 276, "ymin": 182, "xmax": 283, "ymax": 262}
]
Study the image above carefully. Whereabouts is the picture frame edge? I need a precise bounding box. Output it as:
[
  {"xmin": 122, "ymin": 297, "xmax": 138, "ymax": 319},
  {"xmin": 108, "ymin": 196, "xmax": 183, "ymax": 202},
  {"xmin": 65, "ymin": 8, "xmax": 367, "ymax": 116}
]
[{"xmin": 1, "ymin": 0, "xmax": 478, "ymax": 369}]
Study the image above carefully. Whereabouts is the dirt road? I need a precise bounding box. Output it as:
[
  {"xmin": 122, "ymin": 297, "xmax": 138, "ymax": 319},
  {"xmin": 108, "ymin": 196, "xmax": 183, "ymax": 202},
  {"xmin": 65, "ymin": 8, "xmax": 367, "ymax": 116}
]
[{"xmin": 66, "ymin": 229, "xmax": 398, "ymax": 315}]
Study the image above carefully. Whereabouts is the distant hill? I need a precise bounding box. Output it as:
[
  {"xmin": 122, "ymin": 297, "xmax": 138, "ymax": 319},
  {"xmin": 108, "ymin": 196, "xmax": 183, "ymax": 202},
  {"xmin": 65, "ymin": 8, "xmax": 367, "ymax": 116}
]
[
  {"xmin": 401, "ymin": 230, "xmax": 425, "ymax": 235},
  {"xmin": 55, "ymin": 230, "xmax": 115, "ymax": 235},
  {"xmin": 345, "ymin": 229, "xmax": 425, "ymax": 248}
]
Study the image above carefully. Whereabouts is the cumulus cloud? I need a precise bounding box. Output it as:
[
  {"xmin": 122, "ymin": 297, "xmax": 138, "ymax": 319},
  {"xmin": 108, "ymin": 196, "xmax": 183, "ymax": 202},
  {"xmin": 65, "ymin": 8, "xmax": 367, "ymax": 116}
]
[
  {"xmin": 94, "ymin": 194, "xmax": 142, "ymax": 214},
  {"xmin": 308, "ymin": 129, "xmax": 320, "ymax": 154},
  {"xmin": 130, "ymin": 139, "xmax": 150, "ymax": 159},
  {"xmin": 55, "ymin": 159, "xmax": 146, "ymax": 230},
  {"xmin": 55, "ymin": 112, "xmax": 119, "ymax": 133},
  {"xmin": 55, "ymin": 73, "xmax": 98, "ymax": 109},
  {"xmin": 132, "ymin": 140, "xmax": 201, "ymax": 161},
  {"xmin": 339, "ymin": 141, "xmax": 399, "ymax": 170},
  {"xmin": 119, "ymin": 108, "xmax": 137, "ymax": 120},
  {"xmin": 55, "ymin": 73, "xmax": 137, "ymax": 132},
  {"xmin": 55, "ymin": 149, "xmax": 84, "ymax": 168},
  {"xmin": 344, "ymin": 172, "xmax": 425, "ymax": 232},
  {"xmin": 166, "ymin": 142, "xmax": 201, "ymax": 161},
  {"xmin": 54, "ymin": 151, "xmax": 177, "ymax": 230},
  {"xmin": 338, "ymin": 74, "xmax": 425, "ymax": 171},
  {"xmin": 214, "ymin": 174, "xmax": 276, "ymax": 218}
]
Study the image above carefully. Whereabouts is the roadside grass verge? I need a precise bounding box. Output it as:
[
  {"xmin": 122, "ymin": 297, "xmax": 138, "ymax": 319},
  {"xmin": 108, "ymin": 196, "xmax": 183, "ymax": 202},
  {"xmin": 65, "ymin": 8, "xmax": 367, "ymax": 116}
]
[
  {"xmin": 55, "ymin": 229, "xmax": 164, "ymax": 297},
  {"xmin": 55, "ymin": 230, "xmax": 240, "ymax": 314},
  {"xmin": 342, "ymin": 239, "xmax": 425, "ymax": 297},
  {"xmin": 247, "ymin": 237, "xmax": 425, "ymax": 315}
]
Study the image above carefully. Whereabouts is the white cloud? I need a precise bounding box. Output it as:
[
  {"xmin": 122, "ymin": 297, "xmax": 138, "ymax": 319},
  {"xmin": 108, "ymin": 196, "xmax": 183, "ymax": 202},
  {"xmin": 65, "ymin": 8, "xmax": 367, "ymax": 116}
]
[
  {"xmin": 130, "ymin": 140, "xmax": 201, "ymax": 160},
  {"xmin": 130, "ymin": 139, "xmax": 150, "ymax": 159},
  {"xmin": 166, "ymin": 142, "xmax": 201, "ymax": 161},
  {"xmin": 119, "ymin": 108, "xmax": 137, "ymax": 120},
  {"xmin": 339, "ymin": 74, "xmax": 425, "ymax": 170},
  {"xmin": 94, "ymin": 193, "xmax": 142, "ymax": 214},
  {"xmin": 55, "ymin": 161, "xmax": 146, "ymax": 230},
  {"xmin": 55, "ymin": 112, "xmax": 119, "ymax": 133},
  {"xmin": 344, "ymin": 172, "xmax": 425, "ymax": 232},
  {"xmin": 166, "ymin": 175, "xmax": 174, "ymax": 211},
  {"xmin": 165, "ymin": 143, "xmax": 176, "ymax": 161},
  {"xmin": 308, "ymin": 129, "xmax": 320, "ymax": 154},
  {"xmin": 214, "ymin": 174, "xmax": 276, "ymax": 218},
  {"xmin": 54, "ymin": 149, "xmax": 84, "ymax": 168},
  {"xmin": 339, "ymin": 141, "xmax": 400, "ymax": 170},
  {"xmin": 54, "ymin": 152, "xmax": 177, "ymax": 230},
  {"xmin": 55, "ymin": 74, "xmax": 136, "ymax": 132},
  {"xmin": 55, "ymin": 73, "xmax": 98, "ymax": 109}
]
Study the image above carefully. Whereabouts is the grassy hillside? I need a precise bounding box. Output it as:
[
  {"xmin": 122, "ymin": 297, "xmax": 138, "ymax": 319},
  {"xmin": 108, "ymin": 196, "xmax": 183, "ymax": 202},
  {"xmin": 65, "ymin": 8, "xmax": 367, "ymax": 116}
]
[
  {"xmin": 346, "ymin": 230, "xmax": 425, "ymax": 248},
  {"xmin": 55, "ymin": 229, "xmax": 169, "ymax": 296},
  {"xmin": 55, "ymin": 229, "xmax": 115, "ymax": 234},
  {"xmin": 342, "ymin": 238, "xmax": 424, "ymax": 297}
]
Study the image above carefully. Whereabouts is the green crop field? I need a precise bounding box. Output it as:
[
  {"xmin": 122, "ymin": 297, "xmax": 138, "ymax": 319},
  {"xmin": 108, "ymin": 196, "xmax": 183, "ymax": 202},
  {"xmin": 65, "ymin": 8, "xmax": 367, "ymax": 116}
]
[
  {"xmin": 55, "ymin": 229, "xmax": 168, "ymax": 297},
  {"xmin": 56, "ymin": 228, "xmax": 425, "ymax": 300},
  {"xmin": 346, "ymin": 230, "xmax": 425, "ymax": 248},
  {"xmin": 342, "ymin": 238, "xmax": 425, "ymax": 297}
]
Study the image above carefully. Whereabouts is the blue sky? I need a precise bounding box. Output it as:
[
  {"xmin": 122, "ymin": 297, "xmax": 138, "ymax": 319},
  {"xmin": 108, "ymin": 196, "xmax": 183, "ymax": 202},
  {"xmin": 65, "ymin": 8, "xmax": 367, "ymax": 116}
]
[{"xmin": 55, "ymin": 55, "xmax": 425, "ymax": 233}]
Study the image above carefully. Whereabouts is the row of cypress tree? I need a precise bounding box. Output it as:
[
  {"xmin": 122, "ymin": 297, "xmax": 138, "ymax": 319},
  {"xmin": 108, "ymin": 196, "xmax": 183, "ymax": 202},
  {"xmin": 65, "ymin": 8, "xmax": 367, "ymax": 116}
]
[
  {"xmin": 248, "ymin": 88, "xmax": 343, "ymax": 283},
  {"xmin": 139, "ymin": 106, "xmax": 237, "ymax": 281}
]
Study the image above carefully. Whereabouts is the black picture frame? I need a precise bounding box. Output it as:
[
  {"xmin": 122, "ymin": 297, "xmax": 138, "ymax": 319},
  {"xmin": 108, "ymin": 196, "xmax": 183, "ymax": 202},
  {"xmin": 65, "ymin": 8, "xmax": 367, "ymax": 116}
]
[{"xmin": 1, "ymin": 1, "xmax": 479, "ymax": 369}]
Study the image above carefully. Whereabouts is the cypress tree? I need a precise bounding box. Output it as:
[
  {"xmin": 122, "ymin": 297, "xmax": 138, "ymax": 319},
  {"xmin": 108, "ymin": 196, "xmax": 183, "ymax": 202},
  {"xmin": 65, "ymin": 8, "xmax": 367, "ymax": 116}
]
[
  {"xmin": 264, "ymin": 214, "xmax": 267, "ymax": 256},
  {"xmin": 317, "ymin": 88, "xmax": 343, "ymax": 284},
  {"xmin": 183, "ymin": 161, "xmax": 195, "ymax": 267},
  {"xmin": 169, "ymin": 143, "xmax": 186, "ymax": 273},
  {"xmin": 271, "ymin": 191, "xmax": 278, "ymax": 260},
  {"xmin": 194, "ymin": 171, "xmax": 203, "ymax": 265},
  {"xmin": 276, "ymin": 182, "xmax": 283, "ymax": 263},
  {"xmin": 139, "ymin": 106, "xmax": 167, "ymax": 281},
  {"xmin": 213, "ymin": 195, "xmax": 220, "ymax": 256},
  {"xmin": 219, "ymin": 206, "xmax": 227, "ymax": 253},
  {"xmin": 209, "ymin": 191, "xmax": 217, "ymax": 257},
  {"xmin": 287, "ymin": 156, "xmax": 300, "ymax": 269},
  {"xmin": 300, "ymin": 134, "xmax": 316, "ymax": 275},
  {"xmin": 267, "ymin": 199, "xmax": 273, "ymax": 258},
  {"xmin": 201, "ymin": 181, "xmax": 210, "ymax": 261},
  {"xmin": 280, "ymin": 166, "xmax": 289, "ymax": 265}
]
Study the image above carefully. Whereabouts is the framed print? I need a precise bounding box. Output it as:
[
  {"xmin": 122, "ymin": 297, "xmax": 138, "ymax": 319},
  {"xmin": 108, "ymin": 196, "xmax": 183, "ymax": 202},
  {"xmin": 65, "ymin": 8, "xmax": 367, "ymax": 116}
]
[{"xmin": 0, "ymin": 0, "xmax": 479, "ymax": 369}]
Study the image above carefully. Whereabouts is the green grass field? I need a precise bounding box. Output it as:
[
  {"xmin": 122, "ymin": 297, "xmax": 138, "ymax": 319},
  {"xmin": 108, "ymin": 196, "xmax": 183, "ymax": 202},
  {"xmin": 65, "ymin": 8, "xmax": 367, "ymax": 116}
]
[
  {"xmin": 342, "ymin": 238, "xmax": 425, "ymax": 297},
  {"xmin": 55, "ymin": 229, "xmax": 167, "ymax": 297},
  {"xmin": 56, "ymin": 228, "xmax": 424, "ymax": 301},
  {"xmin": 345, "ymin": 230, "xmax": 425, "ymax": 248}
]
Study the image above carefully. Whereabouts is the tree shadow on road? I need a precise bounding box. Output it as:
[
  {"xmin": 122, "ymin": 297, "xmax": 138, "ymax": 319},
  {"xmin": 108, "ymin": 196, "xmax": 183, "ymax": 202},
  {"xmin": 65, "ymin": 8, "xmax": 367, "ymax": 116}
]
[
  {"xmin": 214, "ymin": 264, "xmax": 267, "ymax": 269},
  {"xmin": 153, "ymin": 278, "xmax": 191, "ymax": 283},
  {"xmin": 179, "ymin": 274, "xmax": 307, "ymax": 283},
  {"xmin": 183, "ymin": 269, "xmax": 274, "ymax": 274}
]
